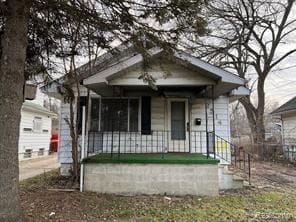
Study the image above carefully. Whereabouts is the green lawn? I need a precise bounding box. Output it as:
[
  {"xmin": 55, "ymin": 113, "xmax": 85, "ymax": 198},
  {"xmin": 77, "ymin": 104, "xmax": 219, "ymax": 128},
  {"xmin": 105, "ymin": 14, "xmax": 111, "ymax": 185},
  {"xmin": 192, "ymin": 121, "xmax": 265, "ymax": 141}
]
[{"xmin": 82, "ymin": 153, "xmax": 220, "ymax": 164}]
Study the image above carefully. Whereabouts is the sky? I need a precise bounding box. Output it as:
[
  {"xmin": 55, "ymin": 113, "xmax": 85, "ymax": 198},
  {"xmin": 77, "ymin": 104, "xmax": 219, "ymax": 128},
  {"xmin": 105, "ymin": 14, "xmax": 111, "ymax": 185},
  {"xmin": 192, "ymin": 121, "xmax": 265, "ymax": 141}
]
[{"xmin": 264, "ymin": 54, "xmax": 296, "ymax": 106}]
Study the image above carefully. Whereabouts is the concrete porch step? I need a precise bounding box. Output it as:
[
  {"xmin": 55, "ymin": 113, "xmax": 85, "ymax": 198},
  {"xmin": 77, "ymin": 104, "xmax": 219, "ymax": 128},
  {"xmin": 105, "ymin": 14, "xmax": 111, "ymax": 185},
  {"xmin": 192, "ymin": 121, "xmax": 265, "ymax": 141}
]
[{"xmin": 218, "ymin": 164, "xmax": 245, "ymax": 190}]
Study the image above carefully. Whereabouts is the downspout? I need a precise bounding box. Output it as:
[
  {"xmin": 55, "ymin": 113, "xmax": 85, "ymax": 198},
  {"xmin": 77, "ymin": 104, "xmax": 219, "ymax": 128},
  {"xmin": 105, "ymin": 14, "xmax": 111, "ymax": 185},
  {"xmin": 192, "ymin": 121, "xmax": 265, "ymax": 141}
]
[{"xmin": 80, "ymin": 106, "xmax": 86, "ymax": 192}]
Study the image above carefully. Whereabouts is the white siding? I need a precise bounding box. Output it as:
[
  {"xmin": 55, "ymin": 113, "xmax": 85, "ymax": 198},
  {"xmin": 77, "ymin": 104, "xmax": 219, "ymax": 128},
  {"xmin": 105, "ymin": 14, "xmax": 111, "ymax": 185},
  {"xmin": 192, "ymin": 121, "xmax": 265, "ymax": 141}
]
[
  {"xmin": 282, "ymin": 113, "xmax": 296, "ymax": 145},
  {"xmin": 191, "ymin": 96, "xmax": 231, "ymax": 161},
  {"xmin": 18, "ymin": 109, "xmax": 52, "ymax": 160},
  {"xmin": 108, "ymin": 63, "xmax": 215, "ymax": 86},
  {"xmin": 151, "ymin": 97, "xmax": 165, "ymax": 130},
  {"xmin": 58, "ymin": 102, "xmax": 73, "ymax": 164},
  {"xmin": 58, "ymin": 85, "xmax": 92, "ymax": 166}
]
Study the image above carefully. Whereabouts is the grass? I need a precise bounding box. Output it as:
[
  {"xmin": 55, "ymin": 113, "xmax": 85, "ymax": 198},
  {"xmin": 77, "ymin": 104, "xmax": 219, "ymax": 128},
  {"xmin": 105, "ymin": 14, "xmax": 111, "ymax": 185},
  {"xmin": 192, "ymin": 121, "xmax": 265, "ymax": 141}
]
[
  {"xmin": 82, "ymin": 153, "xmax": 220, "ymax": 164},
  {"xmin": 20, "ymin": 169, "xmax": 296, "ymax": 221},
  {"xmin": 20, "ymin": 170, "xmax": 60, "ymax": 190},
  {"xmin": 20, "ymin": 171, "xmax": 296, "ymax": 221}
]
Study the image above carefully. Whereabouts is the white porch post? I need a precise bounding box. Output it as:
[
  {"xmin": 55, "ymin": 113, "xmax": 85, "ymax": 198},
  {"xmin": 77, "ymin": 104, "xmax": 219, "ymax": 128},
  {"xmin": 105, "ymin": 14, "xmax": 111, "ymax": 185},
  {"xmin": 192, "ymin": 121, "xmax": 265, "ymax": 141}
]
[{"xmin": 80, "ymin": 106, "xmax": 86, "ymax": 192}]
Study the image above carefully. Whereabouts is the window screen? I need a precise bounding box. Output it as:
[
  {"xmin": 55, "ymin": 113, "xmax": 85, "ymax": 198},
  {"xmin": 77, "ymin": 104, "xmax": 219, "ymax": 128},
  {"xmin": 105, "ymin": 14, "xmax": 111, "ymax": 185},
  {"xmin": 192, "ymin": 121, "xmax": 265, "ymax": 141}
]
[
  {"xmin": 129, "ymin": 99, "xmax": 139, "ymax": 132},
  {"xmin": 90, "ymin": 98, "xmax": 100, "ymax": 132},
  {"xmin": 101, "ymin": 99, "xmax": 128, "ymax": 131}
]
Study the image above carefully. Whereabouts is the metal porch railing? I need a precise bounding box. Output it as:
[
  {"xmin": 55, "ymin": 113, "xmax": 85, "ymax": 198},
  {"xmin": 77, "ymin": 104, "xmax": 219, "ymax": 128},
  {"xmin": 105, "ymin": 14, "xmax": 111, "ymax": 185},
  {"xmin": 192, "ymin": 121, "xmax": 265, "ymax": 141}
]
[
  {"xmin": 215, "ymin": 134, "xmax": 252, "ymax": 184},
  {"xmin": 87, "ymin": 130, "xmax": 210, "ymax": 156}
]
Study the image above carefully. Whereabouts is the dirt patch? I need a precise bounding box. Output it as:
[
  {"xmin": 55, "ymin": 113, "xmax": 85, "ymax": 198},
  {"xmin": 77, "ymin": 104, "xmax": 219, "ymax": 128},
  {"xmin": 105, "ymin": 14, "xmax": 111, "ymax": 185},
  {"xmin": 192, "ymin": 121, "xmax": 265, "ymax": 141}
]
[
  {"xmin": 251, "ymin": 161, "xmax": 296, "ymax": 189},
  {"xmin": 20, "ymin": 165, "xmax": 296, "ymax": 222}
]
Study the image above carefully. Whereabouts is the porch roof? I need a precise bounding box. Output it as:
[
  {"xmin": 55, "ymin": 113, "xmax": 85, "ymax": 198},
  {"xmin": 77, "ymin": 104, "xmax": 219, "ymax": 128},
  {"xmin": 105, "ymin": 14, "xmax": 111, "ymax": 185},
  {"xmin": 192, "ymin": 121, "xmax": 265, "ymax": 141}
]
[
  {"xmin": 82, "ymin": 47, "xmax": 247, "ymax": 98},
  {"xmin": 41, "ymin": 44, "xmax": 249, "ymax": 99}
]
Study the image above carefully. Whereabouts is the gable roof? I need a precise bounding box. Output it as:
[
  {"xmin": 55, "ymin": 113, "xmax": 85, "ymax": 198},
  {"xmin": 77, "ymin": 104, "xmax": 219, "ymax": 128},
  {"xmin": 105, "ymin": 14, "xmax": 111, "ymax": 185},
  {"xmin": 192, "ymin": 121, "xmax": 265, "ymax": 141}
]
[
  {"xmin": 41, "ymin": 43, "xmax": 248, "ymax": 99},
  {"xmin": 271, "ymin": 96, "xmax": 296, "ymax": 115},
  {"xmin": 83, "ymin": 47, "xmax": 246, "ymax": 86}
]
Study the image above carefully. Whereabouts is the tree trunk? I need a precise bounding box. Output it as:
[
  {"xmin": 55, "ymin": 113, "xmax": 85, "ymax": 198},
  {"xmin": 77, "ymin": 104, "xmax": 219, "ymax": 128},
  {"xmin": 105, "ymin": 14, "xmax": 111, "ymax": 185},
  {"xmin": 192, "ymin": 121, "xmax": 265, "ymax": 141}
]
[
  {"xmin": 240, "ymin": 81, "xmax": 266, "ymax": 158},
  {"xmin": 69, "ymin": 97, "xmax": 79, "ymax": 182},
  {"xmin": 255, "ymin": 77, "xmax": 266, "ymax": 144},
  {"xmin": 0, "ymin": 0, "xmax": 30, "ymax": 221}
]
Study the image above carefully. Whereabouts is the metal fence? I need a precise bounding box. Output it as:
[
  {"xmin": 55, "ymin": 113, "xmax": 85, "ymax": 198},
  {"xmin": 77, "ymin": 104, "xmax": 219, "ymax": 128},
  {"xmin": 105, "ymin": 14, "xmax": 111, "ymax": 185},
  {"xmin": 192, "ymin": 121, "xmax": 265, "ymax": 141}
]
[
  {"xmin": 246, "ymin": 143, "xmax": 296, "ymax": 163},
  {"xmin": 87, "ymin": 130, "xmax": 210, "ymax": 156}
]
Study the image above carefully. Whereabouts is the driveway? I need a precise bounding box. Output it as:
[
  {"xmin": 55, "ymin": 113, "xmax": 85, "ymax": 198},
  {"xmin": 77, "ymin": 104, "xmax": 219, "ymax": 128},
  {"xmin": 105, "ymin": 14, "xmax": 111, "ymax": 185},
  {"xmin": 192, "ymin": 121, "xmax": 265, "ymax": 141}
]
[{"xmin": 19, "ymin": 153, "xmax": 59, "ymax": 181}]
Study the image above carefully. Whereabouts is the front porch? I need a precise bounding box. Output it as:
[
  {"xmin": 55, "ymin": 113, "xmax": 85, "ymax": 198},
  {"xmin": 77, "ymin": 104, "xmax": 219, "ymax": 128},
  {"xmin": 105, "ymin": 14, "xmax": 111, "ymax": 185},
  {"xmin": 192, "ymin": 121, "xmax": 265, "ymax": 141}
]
[{"xmin": 84, "ymin": 94, "xmax": 232, "ymax": 163}]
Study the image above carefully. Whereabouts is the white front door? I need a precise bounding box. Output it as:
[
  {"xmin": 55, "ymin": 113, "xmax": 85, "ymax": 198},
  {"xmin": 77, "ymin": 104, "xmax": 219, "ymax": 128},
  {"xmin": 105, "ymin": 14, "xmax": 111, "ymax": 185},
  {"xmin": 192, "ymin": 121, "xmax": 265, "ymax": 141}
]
[{"xmin": 167, "ymin": 99, "xmax": 189, "ymax": 152}]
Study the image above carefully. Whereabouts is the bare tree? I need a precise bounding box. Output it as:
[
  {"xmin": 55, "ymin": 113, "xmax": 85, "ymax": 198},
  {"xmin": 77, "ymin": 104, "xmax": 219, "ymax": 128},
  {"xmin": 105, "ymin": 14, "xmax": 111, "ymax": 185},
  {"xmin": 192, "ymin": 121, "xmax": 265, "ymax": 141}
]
[
  {"xmin": 0, "ymin": 0, "xmax": 208, "ymax": 219},
  {"xmin": 194, "ymin": 0, "xmax": 296, "ymax": 143}
]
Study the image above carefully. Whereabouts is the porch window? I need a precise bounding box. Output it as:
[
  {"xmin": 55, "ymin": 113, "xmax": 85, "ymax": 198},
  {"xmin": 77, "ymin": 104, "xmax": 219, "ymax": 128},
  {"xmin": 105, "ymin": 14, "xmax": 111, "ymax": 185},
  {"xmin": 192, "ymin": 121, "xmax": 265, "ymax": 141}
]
[
  {"xmin": 90, "ymin": 98, "xmax": 100, "ymax": 132},
  {"xmin": 129, "ymin": 99, "xmax": 139, "ymax": 132},
  {"xmin": 99, "ymin": 98, "xmax": 139, "ymax": 132}
]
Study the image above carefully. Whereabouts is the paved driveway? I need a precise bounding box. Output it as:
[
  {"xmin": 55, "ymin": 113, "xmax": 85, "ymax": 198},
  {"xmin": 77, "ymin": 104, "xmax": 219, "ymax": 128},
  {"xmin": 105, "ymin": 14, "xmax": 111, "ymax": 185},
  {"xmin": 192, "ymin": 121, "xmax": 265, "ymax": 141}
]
[{"xmin": 19, "ymin": 153, "xmax": 59, "ymax": 181}]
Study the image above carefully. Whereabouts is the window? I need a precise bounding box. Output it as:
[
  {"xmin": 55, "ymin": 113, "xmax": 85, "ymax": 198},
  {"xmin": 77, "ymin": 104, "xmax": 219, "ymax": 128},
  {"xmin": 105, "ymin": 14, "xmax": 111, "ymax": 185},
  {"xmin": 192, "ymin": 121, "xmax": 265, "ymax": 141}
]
[
  {"xmin": 90, "ymin": 98, "xmax": 100, "ymax": 132},
  {"xmin": 94, "ymin": 98, "xmax": 140, "ymax": 132},
  {"xmin": 33, "ymin": 117, "xmax": 42, "ymax": 132},
  {"xmin": 101, "ymin": 99, "xmax": 128, "ymax": 131},
  {"xmin": 129, "ymin": 99, "xmax": 139, "ymax": 132},
  {"xmin": 24, "ymin": 149, "xmax": 32, "ymax": 158},
  {"xmin": 38, "ymin": 148, "xmax": 45, "ymax": 156}
]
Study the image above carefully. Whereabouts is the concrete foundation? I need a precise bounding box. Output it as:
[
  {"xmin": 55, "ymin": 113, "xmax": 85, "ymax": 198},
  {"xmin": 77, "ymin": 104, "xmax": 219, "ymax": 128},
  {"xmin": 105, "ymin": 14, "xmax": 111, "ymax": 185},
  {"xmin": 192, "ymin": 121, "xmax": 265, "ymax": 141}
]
[{"xmin": 83, "ymin": 163, "xmax": 219, "ymax": 196}]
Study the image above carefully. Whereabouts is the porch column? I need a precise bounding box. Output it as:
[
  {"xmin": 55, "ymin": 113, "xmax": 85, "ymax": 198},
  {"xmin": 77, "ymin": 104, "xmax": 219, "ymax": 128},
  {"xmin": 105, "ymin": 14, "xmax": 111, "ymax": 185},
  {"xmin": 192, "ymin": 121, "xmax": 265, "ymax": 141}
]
[
  {"xmin": 188, "ymin": 97, "xmax": 192, "ymax": 153},
  {"xmin": 204, "ymin": 87, "xmax": 209, "ymax": 158},
  {"xmin": 211, "ymin": 85, "xmax": 216, "ymax": 159}
]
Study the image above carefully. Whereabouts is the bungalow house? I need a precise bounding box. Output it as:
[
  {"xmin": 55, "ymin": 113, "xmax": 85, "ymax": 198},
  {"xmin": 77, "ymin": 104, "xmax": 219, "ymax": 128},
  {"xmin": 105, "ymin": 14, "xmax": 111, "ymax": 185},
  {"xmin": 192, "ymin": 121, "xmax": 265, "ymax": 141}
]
[
  {"xmin": 42, "ymin": 44, "xmax": 250, "ymax": 195},
  {"xmin": 271, "ymin": 96, "xmax": 296, "ymax": 162}
]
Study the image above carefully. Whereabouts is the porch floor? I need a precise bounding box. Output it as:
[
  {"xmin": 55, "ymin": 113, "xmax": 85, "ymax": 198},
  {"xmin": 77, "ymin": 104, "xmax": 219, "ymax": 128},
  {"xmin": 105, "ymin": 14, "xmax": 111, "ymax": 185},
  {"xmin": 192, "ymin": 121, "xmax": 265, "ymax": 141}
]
[{"xmin": 83, "ymin": 153, "xmax": 219, "ymax": 164}]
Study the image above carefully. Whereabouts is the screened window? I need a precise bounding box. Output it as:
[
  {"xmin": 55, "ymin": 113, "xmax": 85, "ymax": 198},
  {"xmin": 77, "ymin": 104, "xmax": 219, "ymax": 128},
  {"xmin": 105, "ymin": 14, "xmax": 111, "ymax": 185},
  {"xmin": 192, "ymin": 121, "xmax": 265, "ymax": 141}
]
[
  {"xmin": 129, "ymin": 99, "xmax": 139, "ymax": 132},
  {"xmin": 141, "ymin": 96, "xmax": 151, "ymax": 134},
  {"xmin": 90, "ymin": 98, "xmax": 100, "ymax": 132},
  {"xmin": 99, "ymin": 98, "xmax": 139, "ymax": 132}
]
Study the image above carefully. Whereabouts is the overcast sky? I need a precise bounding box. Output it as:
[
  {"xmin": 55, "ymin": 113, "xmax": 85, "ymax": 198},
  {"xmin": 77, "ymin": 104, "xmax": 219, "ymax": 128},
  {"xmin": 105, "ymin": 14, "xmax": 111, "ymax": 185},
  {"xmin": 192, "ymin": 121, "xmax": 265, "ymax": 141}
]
[{"xmin": 263, "ymin": 53, "xmax": 296, "ymax": 106}]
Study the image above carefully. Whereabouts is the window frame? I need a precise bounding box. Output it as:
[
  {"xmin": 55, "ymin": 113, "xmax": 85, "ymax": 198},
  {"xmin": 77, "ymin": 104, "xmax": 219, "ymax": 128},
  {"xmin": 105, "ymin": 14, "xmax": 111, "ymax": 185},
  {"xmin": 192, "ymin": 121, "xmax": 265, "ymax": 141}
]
[
  {"xmin": 33, "ymin": 116, "xmax": 43, "ymax": 133},
  {"xmin": 91, "ymin": 97, "xmax": 141, "ymax": 132}
]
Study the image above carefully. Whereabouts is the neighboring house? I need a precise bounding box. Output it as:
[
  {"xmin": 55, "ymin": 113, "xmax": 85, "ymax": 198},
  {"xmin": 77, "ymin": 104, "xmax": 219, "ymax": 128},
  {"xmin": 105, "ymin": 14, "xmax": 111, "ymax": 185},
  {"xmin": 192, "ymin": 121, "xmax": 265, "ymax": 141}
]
[
  {"xmin": 42, "ymin": 45, "xmax": 249, "ymax": 195},
  {"xmin": 19, "ymin": 99, "xmax": 57, "ymax": 161},
  {"xmin": 271, "ymin": 97, "xmax": 296, "ymax": 161}
]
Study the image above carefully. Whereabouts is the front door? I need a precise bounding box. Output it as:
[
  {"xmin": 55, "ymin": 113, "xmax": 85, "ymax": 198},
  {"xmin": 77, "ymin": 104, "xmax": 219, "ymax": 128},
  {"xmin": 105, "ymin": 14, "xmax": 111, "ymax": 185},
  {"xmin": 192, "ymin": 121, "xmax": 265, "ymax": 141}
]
[{"xmin": 167, "ymin": 99, "xmax": 189, "ymax": 152}]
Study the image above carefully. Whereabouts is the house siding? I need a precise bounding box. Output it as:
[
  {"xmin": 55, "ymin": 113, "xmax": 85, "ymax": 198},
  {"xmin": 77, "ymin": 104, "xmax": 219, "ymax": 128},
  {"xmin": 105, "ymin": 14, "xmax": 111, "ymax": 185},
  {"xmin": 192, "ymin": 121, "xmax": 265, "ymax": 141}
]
[
  {"xmin": 18, "ymin": 109, "xmax": 52, "ymax": 160},
  {"xmin": 108, "ymin": 63, "xmax": 216, "ymax": 86},
  {"xmin": 151, "ymin": 97, "xmax": 165, "ymax": 130},
  {"xmin": 191, "ymin": 96, "xmax": 230, "ymax": 155},
  {"xmin": 282, "ymin": 113, "xmax": 296, "ymax": 145}
]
